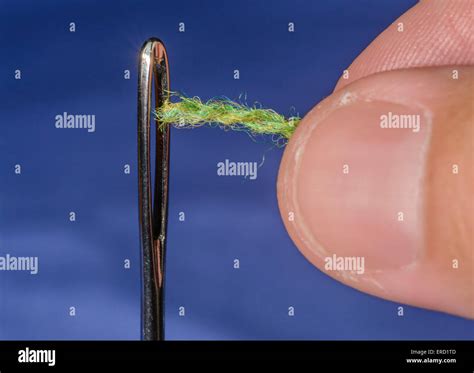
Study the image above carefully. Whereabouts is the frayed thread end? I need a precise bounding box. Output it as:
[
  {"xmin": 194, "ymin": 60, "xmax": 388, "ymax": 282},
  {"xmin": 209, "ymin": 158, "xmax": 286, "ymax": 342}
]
[{"xmin": 154, "ymin": 92, "xmax": 301, "ymax": 140}]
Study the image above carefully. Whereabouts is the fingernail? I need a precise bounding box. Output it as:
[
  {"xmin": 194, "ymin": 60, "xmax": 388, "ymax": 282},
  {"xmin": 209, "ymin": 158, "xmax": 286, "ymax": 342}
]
[{"xmin": 287, "ymin": 99, "xmax": 431, "ymax": 271}]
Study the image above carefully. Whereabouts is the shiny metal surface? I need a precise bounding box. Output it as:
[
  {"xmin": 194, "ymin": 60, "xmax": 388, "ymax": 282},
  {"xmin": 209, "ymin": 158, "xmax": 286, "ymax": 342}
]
[{"xmin": 137, "ymin": 38, "xmax": 170, "ymax": 341}]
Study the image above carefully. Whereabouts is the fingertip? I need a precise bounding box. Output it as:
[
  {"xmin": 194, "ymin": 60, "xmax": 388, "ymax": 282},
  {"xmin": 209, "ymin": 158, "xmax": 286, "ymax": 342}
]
[
  {"xmin": 278, "ymin": 67, "xmax": 474, "ymax": 318},
  {"xmin": 334, "ymin": 0, "xmax": 474, "ymax": 91}
]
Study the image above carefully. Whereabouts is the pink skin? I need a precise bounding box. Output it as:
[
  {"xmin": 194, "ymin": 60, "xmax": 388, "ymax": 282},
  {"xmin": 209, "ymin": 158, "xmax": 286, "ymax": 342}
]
[
  {"xmin": 334, "ymin": 0, "xmax": 473, "ymax": 91},
  {"xmin": 277, "ymin": 1, "xmax": 473, "ymax": 318},
  {"xmin": 294, "ymin": 100, "xmax": 428, "ymax": 271}
]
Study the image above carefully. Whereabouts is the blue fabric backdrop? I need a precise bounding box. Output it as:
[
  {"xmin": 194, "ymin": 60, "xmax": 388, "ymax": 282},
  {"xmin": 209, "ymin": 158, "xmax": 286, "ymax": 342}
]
[{"xmin": 1, "ymin": 0, "xmax": 473, "ymax": 340}]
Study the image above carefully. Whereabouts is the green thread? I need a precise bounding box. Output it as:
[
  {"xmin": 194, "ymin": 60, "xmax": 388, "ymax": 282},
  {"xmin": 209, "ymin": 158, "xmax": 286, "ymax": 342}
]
[{"xmin": 155, "ymin": 93, "xmax": 301, "ymax": 140}]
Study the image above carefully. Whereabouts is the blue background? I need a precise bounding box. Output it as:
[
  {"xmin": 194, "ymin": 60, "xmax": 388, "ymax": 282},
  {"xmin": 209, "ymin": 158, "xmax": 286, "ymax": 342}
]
[{"xmin": 1, "ymin": 0, "xmax": 473, "ymax": 340}]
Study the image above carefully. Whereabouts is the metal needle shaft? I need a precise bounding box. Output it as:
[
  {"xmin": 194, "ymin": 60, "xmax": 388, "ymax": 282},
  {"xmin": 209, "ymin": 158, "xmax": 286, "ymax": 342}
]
[{"xmin": 137, "ymin": 38, "xmax": 170, "ymax": 341}]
